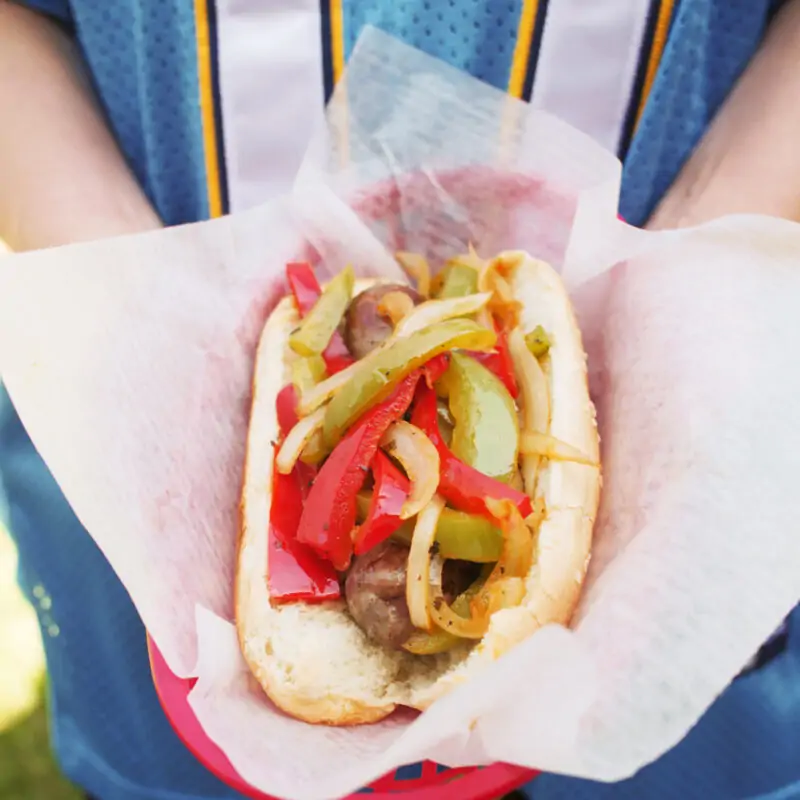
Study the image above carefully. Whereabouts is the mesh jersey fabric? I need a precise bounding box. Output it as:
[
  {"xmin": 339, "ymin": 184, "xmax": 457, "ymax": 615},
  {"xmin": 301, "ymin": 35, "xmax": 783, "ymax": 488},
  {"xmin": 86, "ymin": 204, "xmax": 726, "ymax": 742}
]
[
  {"xmin": 2, "ymin": 1, "xmax": 797, "ymax": 799},
  {"xmin": 342, "ymin": 0, "xmax": 525, "ymax": 93}
]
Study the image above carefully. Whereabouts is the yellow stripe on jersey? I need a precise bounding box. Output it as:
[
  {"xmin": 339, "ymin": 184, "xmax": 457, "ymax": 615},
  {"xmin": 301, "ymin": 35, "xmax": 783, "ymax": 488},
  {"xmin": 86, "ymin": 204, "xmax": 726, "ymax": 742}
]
[
  {"xmin": 508, "ymin": 0, "xmax": 542, "ymax": 99},
  {"xmin": 194, "ymin": 0, "xmax": 223, "ymax": 219},
  {"xmin": 330, "ymin": 0, "xmax": 346, "ymax": 86}
]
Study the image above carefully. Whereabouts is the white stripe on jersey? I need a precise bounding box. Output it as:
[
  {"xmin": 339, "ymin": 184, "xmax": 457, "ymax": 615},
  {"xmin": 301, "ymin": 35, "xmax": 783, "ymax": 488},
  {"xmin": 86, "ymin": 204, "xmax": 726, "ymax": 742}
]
[
  {"xmin": 215, "ymin": 0, "xmax": 325, "ymax": 212},
  {"xmin": 529, "ymin": 0, "xmax": 651, "ymax": 155}
]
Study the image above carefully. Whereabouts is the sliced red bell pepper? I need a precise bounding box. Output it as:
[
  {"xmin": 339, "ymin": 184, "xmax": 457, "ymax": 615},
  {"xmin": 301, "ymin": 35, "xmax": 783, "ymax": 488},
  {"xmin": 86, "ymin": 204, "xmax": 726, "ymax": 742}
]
[
  {"xmin": 285, "ymin": 262, "xmax": 354, "ymax": 375},
  {"xmin": 295, "ymin": 426, "xmax": 367, "ymax": 570},
  {"xmin": 465, "ymin": 324, "xmax": 518, "ymax": 399},
  {"xmin": 267, "ymin": 449, "xmax": 340, "ymax": 603},
  {"xmin": 493, "ymin": 322, "xmax": 519, "ymax": 398},
  {"xmin": 295, "ymin": 372, "xmax": 422, "ymax": 570},
  {"xmin": 353, "ymin": 450, "xmax": 410, "ymax": 555},
  {"xmin": 422, "ymin": 352, "xmax": 450, "ymax": 388},
  {"xmin": 294, "ymin": 459, "xmax": 317, "ymax": 499},
  {"xmin": 276, "ymin": 383, "xmax": 300, "ymax": 437},
  {"xmin": 285, "ymin": 262, "xmax": 322, "ymax": 314},
  {"xmin": 411, "ymin": 383, "xmax": 532, "ymax": 519},
  {"xmin": 321, "ymin": 348, "xmax": 354, "ymax": 376}
]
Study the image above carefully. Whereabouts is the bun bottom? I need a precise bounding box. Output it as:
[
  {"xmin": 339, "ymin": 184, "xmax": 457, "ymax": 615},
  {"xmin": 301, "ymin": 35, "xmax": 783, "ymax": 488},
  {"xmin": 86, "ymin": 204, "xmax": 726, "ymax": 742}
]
[{"xmin": 235, "ymin": 255, "xmax": 600, "ymax": 725}]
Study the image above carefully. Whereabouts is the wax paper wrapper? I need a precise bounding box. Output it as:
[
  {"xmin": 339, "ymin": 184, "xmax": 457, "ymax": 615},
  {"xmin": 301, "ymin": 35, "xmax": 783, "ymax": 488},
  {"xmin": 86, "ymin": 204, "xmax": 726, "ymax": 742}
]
[{"xmin": 2, "ymin": 27, "xmax": 800, "ymax": 800}]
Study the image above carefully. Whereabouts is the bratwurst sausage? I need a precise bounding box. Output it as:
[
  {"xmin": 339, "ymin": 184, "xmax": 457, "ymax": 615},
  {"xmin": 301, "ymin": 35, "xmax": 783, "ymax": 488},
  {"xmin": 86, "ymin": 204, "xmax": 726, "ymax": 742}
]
[
  {"xmin": 344, "ymin": 283, "xmax": 422, "ymax": 359},
  {"xmin": 345, "ymin": 540, "xmax": 482, "ymax": 650},
  {"xmin": 345, "ymin": 540, "xmax": 415, "ymax": 649}
]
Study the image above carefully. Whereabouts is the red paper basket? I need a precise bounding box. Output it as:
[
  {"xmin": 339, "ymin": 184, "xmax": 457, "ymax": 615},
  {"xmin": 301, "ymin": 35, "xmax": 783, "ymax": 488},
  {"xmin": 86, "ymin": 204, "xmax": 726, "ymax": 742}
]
[{"xmin": 147, "ymin": 636, "xmax": 536, "ymax": 799}]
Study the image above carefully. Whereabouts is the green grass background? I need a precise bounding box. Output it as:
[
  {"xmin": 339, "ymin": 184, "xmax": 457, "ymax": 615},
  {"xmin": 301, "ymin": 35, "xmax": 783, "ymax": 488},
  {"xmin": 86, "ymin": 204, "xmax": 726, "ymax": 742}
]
[{"xmin": 0, "ymin": 527, "xmax": 82, "ymax": 799}]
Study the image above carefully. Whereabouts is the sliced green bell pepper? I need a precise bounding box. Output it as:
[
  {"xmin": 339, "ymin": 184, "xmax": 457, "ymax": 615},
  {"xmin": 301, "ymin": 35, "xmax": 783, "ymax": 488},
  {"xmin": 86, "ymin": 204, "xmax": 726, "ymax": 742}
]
[
  {"xmin": 289, "ymin": 265, "xmax": 354, "ymax": 357},
  {"xmin": 525, "ymin": 325, "xmax": 551, "ymax": 358},
  {"xmin": 431, "ymin": 508, "xmax": 503, "ymax": 562},
  {"xmin": 322, "ymin": 319, "xmax": 496, "ymax": 448},
  {"xmin": 434, "ymin": 263, "xmax": 479, "ymax": 299},
  {"xmin": 438, "ymin": 352, "xmax": 519, "ymax": 483},
  {"xmin": 290, "ymin": 354, "xmax": 327, "ymax": 393}
]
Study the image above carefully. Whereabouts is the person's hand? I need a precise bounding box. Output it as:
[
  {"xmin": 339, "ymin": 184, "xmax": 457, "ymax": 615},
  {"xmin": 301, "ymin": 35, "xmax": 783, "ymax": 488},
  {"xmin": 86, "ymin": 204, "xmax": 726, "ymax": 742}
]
[{"xmin": 647, "ymin": 0, "xmax": 800, "ymax": 231}]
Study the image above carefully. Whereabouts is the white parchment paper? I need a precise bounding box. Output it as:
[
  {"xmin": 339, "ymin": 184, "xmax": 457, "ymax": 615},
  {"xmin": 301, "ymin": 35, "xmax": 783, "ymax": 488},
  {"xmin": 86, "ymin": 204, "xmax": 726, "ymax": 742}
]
[{"xmin": 1, "ymin": 28, "xmax": 800, "ymax": 800}]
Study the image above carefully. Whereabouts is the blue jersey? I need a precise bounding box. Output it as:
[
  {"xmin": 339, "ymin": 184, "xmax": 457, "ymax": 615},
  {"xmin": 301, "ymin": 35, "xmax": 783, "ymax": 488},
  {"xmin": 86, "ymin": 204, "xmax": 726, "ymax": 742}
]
[{"xmin": 2, "ymin": 2, "xmax": 798, "ymax": 799}]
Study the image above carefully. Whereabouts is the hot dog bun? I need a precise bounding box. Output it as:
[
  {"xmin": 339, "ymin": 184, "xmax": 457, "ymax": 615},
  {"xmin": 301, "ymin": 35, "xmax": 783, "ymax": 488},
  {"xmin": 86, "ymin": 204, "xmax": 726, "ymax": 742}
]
[{"xmin": 235, "ymin": 252, "xmax": 600, "ymax": 725}]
